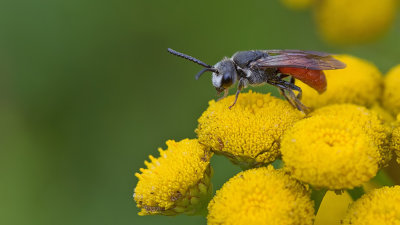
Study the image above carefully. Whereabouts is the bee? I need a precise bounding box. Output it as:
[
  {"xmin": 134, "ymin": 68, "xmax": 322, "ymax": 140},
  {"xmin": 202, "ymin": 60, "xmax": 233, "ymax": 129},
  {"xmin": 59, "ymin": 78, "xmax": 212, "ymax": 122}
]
[{"xmin": 167, "ymin": 48, "xmax": 346, "ymax": 113}]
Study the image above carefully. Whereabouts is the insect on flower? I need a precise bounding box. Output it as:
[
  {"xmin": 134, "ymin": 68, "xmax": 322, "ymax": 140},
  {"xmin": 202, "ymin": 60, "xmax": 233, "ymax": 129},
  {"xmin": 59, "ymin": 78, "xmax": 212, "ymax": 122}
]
[{"xmin": 168, "ymin": 48, "xmax": 346, "ymax": 113}]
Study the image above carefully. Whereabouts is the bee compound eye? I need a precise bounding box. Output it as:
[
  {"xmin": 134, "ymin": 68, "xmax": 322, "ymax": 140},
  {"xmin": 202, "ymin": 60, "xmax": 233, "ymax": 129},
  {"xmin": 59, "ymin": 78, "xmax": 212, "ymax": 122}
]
[{"xmin": 222, "ymin": 73, "xmax": 233, "ymax": 88}]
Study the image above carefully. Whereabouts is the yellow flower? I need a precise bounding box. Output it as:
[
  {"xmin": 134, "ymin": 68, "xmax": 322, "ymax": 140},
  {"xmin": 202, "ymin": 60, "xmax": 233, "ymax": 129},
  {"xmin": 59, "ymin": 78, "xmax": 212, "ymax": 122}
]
[
  {"xmin": 390, "ymin": 116, "xmax": 400, "ymax": 165},
  {"xmin": 312, "ymin": 104, "xmax": 391, "ymax": 166},
  {"xmin": 134, "ymin": 139, "xmax": 213, "ymax": 216},
  {"xmin": 382, "ymin": 64, "xmax": 400, "ymax": 116},
  {"xmin": 196, "ymin": 91, "xmax": 304, "ymax": 168},
  {"xmin": 281, "ymin": 104, "xmax": 389, "ymax": 189},
  {"xmin": 207, "ymin": 166, "xmax": 314, "ymax": 225},
  {"xmin": 280, "ymin": 0, "xmax": 315, "ymax": 10},
  {"xmin": 342, "ymin": 186, "xmax": 400, "ymax": 225},
  {"xmin": 297, "ymin": 55, "xmax": 383, "ymax": 109},
  {"xmin": 314, "ymin": 0, "xmax": 398, "ymax": 45}
]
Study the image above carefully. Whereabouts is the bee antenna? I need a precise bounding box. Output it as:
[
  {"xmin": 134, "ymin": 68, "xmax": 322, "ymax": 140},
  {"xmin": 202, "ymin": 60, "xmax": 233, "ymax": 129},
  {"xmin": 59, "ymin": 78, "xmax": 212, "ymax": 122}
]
[
  {"xmin": 195, "ymin": 68, "xmax": 218, "ymax": 80},
  {"xmin": 167, "ymin": 48, "xmax": 213, "ymax": 69}
]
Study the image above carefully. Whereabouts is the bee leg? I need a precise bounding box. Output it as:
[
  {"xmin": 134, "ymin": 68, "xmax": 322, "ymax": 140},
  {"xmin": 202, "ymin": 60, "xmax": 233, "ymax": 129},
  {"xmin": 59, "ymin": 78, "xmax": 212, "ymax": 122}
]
[
  {"xmin": 290, "ymin": 77, "xmax": 302, "ymax": 100},
  {"xmin": 229, "ymin": 78, "xmax": 245, "ymax": 109},
  {"xmin": 286, "ymin": 88, "xmax": 310, "ymax": 113},
  {"xmin": 278, "ymin": 88, "xmax": 297, "ymax": 109},
  {"xmin": 271, "ymin": 80, "xmax": 310, "ymax": 113},
  {"xmin": 277, "ymin": 73, "xmax": 289, "ymax": 80},
  {"xmin": 274, "ymin": 83, "xmax": 298, "ymax": 109}
]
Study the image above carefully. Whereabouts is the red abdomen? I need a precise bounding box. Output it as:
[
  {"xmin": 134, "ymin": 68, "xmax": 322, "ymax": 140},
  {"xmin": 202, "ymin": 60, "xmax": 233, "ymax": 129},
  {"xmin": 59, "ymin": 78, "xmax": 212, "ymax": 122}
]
[{"xmin": 278, "ymin": 67, "xmax": 327, "ymax": 94}]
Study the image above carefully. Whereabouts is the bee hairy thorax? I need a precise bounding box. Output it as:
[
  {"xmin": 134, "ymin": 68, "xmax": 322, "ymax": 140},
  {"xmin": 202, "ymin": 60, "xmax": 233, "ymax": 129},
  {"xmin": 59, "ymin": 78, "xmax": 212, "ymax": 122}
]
[{"xmin": 232, "ymin": 50, "xmax": 278, "ymax": 85}]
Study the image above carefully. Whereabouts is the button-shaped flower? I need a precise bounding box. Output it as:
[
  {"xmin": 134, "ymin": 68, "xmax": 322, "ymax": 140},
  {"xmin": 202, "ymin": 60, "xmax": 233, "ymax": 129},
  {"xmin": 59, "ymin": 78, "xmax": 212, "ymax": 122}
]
[
  {"xmin": 134, "ymin": 139, "xmax": 213, "ymax": 216},
  {"xmin": 196, "ymin": 91, "xmax": 304, "ymax": 168},
  {"xmin": 281, "ymin": 104, "xmax": 390, "ymax": 190},
  {"xmin": 382, "ymin": 64, "xmax": 400, "ymax": 116},
  {"xmin": 207, "ymin": 166, "xmax": 315, "ymax": 225},
  {"xmin": 314, "ymin": 0, "xmax": 398, "ymax": 45},
  {"xmin": 390, "ymin": 115, "xmax": 400, "ymax": 165},
  {"xmin": 342, "ymin": 186, "xmax": 400, "ymax": 225}
]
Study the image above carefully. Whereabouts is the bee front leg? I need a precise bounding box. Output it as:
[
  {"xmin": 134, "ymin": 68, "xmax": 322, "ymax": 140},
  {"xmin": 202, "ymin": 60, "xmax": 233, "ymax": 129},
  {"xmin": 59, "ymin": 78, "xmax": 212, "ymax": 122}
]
[{"xmin": 229, "ymin": 77, "xmax": 246, "ymax": 109}]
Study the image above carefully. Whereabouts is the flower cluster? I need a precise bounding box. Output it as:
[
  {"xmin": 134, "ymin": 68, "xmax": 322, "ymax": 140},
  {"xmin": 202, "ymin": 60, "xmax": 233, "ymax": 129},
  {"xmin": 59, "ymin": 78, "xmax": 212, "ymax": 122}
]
[
  {"xmin": 281, "ymin": 0, "xmax": 399, "ymax": 45},
  {"xmin": 134, "ymin": 55, "xmax": 400, "ymax": 224}
]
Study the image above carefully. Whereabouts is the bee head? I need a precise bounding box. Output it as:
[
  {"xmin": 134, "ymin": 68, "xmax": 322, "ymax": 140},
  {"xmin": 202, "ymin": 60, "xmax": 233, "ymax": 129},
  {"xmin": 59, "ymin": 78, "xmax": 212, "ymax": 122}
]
[{"xmin": 211, "ymin": 59, "xmax": 237, "ymax": 91}]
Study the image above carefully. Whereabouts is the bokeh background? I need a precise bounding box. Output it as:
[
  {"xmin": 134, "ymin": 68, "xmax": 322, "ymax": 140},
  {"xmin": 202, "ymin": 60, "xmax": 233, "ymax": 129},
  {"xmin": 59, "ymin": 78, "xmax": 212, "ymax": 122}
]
[{"xmin": 1, "ymin": 1, "xmax": 399, "ymax": 225}]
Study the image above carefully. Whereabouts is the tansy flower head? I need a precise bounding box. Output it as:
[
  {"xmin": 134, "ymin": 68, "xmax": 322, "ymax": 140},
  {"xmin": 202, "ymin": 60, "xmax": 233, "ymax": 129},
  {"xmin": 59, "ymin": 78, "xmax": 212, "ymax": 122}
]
[
  {"xmin": 382, "ymin": 64, "xmax": 400, "ymax": 116},
  {"xmin": 342, "ymin": 186, "xmax": 400, "ymax": 225},
  {"xmin": 281, "ymin": 104, "xmax": 388, "ymax": 189},
  {"xmin": 314, "ymin": 0, "xmax": 398, "ymax": 45},
  {"xmin": 207, "ymin": 166, "xmax": 315, "ymax": 225},
  {"xmin": 297, "ymin": 55, "xmax": 382, "ymax": 109},
  {"xmin": 196, "ymin": 91, "xmax": 304, "ymax": 168},
  {"xmin": 280, "ymin": 0, "xmax": 315, "ymax": 10},
  {"xmin": 390, "ymin": 116, "xmax": 400, "ymax": 165},
  {"xmin": 312, "ymin": 104, "xmax": 391, "ymax": 166},
  {"xmin": 134, "ymin": 139, "xmax": 213, "ymax": 216}
]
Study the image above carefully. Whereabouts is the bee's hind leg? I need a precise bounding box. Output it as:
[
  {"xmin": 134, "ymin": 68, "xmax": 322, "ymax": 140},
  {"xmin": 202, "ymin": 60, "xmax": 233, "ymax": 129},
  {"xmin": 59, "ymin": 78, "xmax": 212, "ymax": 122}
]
[
  {"xmin": 278, "ymin": 88, "xmax": 297, "ymax": 109},
  {"xmin": 286, "ymin": 88, "xmax": 310, "ymax": 114},
  {"xmin": 271, "ymin": 80, "xmax": 310, "ymax": 114},
  {"xmin": 290, "ymin": 77, "xmax": 302, "ymax": 100}
]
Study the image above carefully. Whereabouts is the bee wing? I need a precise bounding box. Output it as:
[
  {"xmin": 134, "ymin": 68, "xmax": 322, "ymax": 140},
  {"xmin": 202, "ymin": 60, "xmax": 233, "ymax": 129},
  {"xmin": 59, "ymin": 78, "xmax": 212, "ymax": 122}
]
[
  {"xmin": 251, "ymin": 50, "xmax": 346, "ymax": 70},
  {"xmin": 264, "ymin": 49, "xmax": 332, "ymax": 57}
]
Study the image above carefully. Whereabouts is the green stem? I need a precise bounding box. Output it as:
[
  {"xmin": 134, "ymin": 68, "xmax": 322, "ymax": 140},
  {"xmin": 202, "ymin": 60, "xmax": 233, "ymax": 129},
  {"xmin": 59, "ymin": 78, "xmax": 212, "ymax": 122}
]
[
  {"xmin": 346, "ymin": 186, "xmax": 365, "ymax": 201},
  {"xmin": 310, "ymin": 188, "xmax": 327, "ymax": 214},
  {"xmin": 271, "ymin": 159, "xmax": 283, "ymax": 169},
  {"xmin": 371, "ymin": 169, "xmax": 395, "ymax": 187}
]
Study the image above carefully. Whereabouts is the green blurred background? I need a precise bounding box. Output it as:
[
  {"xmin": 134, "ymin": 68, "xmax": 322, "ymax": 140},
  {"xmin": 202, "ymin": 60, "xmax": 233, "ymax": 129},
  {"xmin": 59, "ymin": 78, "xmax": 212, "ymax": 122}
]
[{"xmin": 0, "ymin": 1, "xmax": 399, "ymax": 225}]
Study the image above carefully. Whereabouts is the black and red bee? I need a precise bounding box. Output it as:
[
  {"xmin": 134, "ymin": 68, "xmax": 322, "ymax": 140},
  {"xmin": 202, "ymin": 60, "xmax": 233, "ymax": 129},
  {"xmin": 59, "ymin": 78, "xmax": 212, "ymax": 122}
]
[{"xmin": 167, "ymin": 48, "xmax": 346, "ymax": 113}]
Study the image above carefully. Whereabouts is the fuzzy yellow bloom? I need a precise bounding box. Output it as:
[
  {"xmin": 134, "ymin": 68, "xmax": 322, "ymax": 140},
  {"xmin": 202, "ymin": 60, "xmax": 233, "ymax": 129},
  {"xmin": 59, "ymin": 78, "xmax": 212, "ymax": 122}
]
[
  {"xmin": 342, "ymin": 186, "xmax": 400, "ymax": 225},
  {"xmin": 390, "ymin": 116, "xmax": 400, "ymax": 165},
  {"xmin": 134, "ymin": 139, "xmax": 213, "ymax": 216},
  {"xmin": 312, "ymin": 104, "xmax": 391, "ymax": 166},
  {"xmin": 314, "ymin": 0, "xmax": 398, "ymax": 45},
  {"xmin": 280, "ymin": 0, "xmax": 315, "ymax": 10},
  {"xmin": 281, "ymin": 104, "xmax": 389, "ymax": 189},
  {"xmin": 196, "ymin": 91, "xmax": 303, "ymax": 168},
  {"xmin": 382, "ymin": 65, "xmax": 400, "ymax": 116},
  {"xmin": 297, "ymin": 55, "xmax": 382, "ymax": 109},
  {"xmin": 207, "ymin": 166, "xmax": 314, "ymax": 225}
]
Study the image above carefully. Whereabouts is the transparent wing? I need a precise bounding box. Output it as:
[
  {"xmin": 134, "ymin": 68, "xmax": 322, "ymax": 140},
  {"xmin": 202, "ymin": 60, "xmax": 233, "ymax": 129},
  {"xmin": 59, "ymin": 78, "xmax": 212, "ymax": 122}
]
[{"xmin": 251, "ymin": 50, "xmax": 346, "ymax": 70}]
